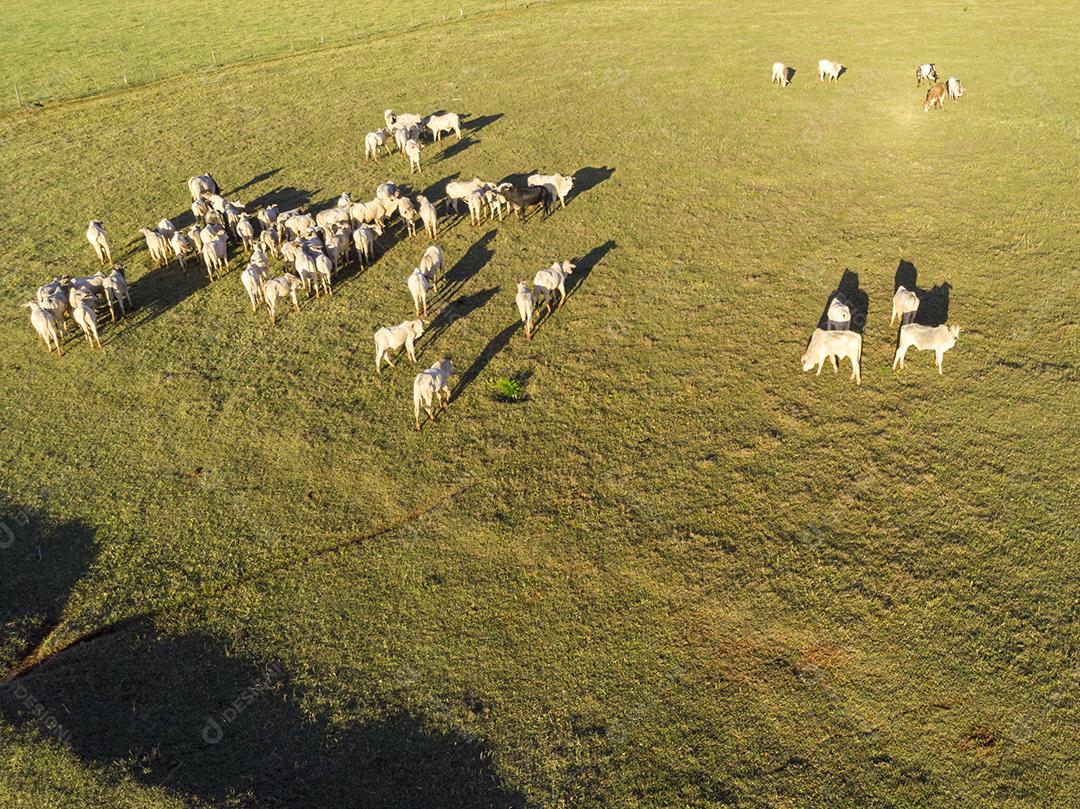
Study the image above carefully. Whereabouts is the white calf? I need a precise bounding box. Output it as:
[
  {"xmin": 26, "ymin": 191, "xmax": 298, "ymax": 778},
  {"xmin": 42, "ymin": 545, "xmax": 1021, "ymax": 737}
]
[
  {"xmin": 893, "ymin": 324, "xmax": 960, "ymax": 374},
  {"xmin": 801, "ymin": 328, "xmax": 862, "ymax": 384}
]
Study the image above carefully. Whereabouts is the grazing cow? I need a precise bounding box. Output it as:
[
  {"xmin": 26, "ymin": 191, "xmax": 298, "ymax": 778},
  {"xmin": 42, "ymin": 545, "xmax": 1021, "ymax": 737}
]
[
  {"xmin": 947, "ymin": 76, "xmax": 964, "ymax": 101},
  {"xmin": 516, "ymin": 282, "xmax": 535, "ymax": 340},
  {"xmin": 374, "ymin": 319, "xmax": 425, "ymax": 374},
  {"xmin": 771, "ymin": 62, "xmax": 789, "ymax": 86},
  {"xmin": 890, "ymin": 286, "xmax": 920, "ymax": 325},
  {"xmin": 425, "ymin": 112, "xmax": 462, "ymax": 141},
  {"xmin": 258, "ymin": 205, "xmax": 280, "ymax": 227},
  {"xmin": 818, "ymin": 59, "xmax": 844, "ymax": 82},
  {"xmin": 533, "ymin": 260, "xmax": 575, "ymax": 311},
  {"xmin": 413, "ymin": 357, "xmax": 455, "ymax": 431},
  {"xmin": 398, "ymin": 197, "xmax": 419, "ymax": 237},
  {"xmin": 893, "ymin": 324, "xmax": 960, "ymax": 374},
  {"xmin": 916, "ymin": 63, "xmax": 938, "ymax": 86},
  {"xmin": 264, "ymin": 274, "xmax": 304, "ymax": 324},
  {"xmin": 365, "ymin": 128, "xmax": 392, "ymax": 162},
  {"xmin": 24, "ymin": 302, "xmax": 62, "ymax": 355},
  {"xmin": 499, "ymin": 184, "xmax": 550, "ymax": 220},
  {"xmin": 407, "ymin": 267, "xmax": 430, "ymax": 317},
  {"xmin": 801, "ymin": 329, "xmax": 862, "ymax": 384},
  {"xmin": 924, "ymin": 82, "xmax": 947, "ymax": 111},
  {"xmin": 86, "ymin": 221, "xmax": 113, "ymax": 266},
  {"xmin": 527, "ymin": 173, "xmax": 574, "ymax": 209}
]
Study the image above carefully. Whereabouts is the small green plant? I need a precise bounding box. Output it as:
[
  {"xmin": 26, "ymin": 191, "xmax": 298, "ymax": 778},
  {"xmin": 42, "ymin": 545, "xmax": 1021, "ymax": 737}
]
[{"xmin": 490, "ymin": 376, "xmax": 525, "ymax": 402}]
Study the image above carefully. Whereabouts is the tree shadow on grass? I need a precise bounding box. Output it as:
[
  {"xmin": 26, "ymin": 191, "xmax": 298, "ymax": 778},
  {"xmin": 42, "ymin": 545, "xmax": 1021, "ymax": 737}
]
[
  {"xmin": 894, "ymin": 259, "xmax": 950, "ymax": 327},
  {"xmin": 0, "ymin": 498, "xmax": 98, "ymax": 677},
  {"xmin": 1, "ymin": 618, "xmax": 528, "ymax": 809}
]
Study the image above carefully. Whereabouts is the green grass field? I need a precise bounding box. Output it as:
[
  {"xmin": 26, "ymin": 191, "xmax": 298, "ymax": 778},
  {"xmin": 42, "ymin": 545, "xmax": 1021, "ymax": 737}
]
[{"xmin": 1, "ymin": 1, "xmax": 1077, "ymax": 806}]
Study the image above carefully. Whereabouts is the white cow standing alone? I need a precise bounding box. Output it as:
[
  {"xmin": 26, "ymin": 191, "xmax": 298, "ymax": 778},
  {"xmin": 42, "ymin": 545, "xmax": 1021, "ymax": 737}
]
[
  {"xmin": 818, "ymin": 59, "xmax": 844, "ymax": 82},
  {"xmin": 801, "ymin": 328, "xmax": 862, "ymax": 385},
  {"xmin": 771, "ymin": 62, "xmax": 789, "ymax": 86},
  {"xmin": 533, "ymin": 260, "xmax": 576, "ymax": 311},
  {"xmin": 413, "ymin": 357, "xmax": 455, "ymax": 431},
  {"xmin": 893, "ymin": 324, "xmax": 960, "ymax": 374}
]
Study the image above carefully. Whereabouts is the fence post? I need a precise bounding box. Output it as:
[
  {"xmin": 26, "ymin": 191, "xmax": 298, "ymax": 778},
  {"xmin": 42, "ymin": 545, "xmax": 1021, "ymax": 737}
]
[
  {"xmin": 211, "ymin": 47, "xmax": 217, "ymax": 67},
  {"xmin": 13, "ymin": 82, "xmax": 21, "ymax": 107}
]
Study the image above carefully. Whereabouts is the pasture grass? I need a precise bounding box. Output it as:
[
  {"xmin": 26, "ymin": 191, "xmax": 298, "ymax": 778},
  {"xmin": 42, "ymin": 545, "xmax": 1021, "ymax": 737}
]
[{"xmin": 0, "ymin": 1, "xmax": 1077, "ymax": 806}]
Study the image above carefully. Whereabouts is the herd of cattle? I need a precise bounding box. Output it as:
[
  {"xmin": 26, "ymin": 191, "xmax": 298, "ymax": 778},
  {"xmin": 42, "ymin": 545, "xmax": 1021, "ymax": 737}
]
[
  {"xmin": 770, "ymin": 59, "xmax": 966, "ymax": 110},
  {"xmin": 802, "ymin": 284, "xmax": 961, "ymax": 385},
  {"xmin": 21, "ymin": 108, "xmax": 585, "ymax": 429}
]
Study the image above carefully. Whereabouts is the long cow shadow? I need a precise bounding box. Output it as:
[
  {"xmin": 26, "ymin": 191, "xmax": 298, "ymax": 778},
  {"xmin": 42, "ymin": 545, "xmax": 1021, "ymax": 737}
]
[
  {"xmin": 462, "ymin": 113, "xmax": 503, "ymax": 134},
  {"xmin": 455, "ymin": 321, "xmax": 520, "ymax": 400},
  {"xmin": 2, "ymin": 618, "xmax": 528, "ymax": 808},
  {"xmin": 894, "ymin": 259, "xmax": 950, "ymax": 327},
  {"xmin": 420, "ymin": 286, "xmax": 500, "ymax": 359},
  {"xmin": 431, "ymin": 230, "xmax": 496, "ymax": 306},
  {"xmin": 570, "ymin": 166, "xmax": 615, "ymax": 203}
]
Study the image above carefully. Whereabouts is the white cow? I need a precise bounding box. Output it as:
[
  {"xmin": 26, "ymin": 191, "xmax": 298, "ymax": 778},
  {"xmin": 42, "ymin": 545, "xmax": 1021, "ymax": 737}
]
[
  {"xmin": 407, "ymin": 267, "xmax": 430, "ymax": 317},
  {"xmin": 827, "ymin": 298, "xmax": 851, "ymax": 330},
  {"xmin": 801, "ymin": 328, "xmax": 862, "ymax": 384},
  {"xmin": 445, "ymin": 178, "xmax": 486, "ymax": 213},
  {"xmin": 71, "ymin": 293, "xmax": 102, "ymax": 349},
  {"xmin": 516, "ymin": 282, "xmax": 535, "ymax": 340},
  {"xmin": 365, "ymin": 128, "xmax": 392, "ymax": 161},
  {"xmin": 374, "ymin": 319, "xmax": 425, "ymax": 374},
  {"xmin": 352, "ymin": 222, "xmax": 383, "ymax": 269},
  {"xmin": 417, "ymin": 195, "xmax": 438, "ymax": 239},
  {"xmin": 413, "ymin": 357, "xmax": 455, "ymax": 431},
  {"xmin": 947, "ymin": 76, "xmax": 964, "ymax": 101},
  {"xmin": 533, "ymin": 260, "xmax": 576, "ymax": 311},
  {"xmin": 139, "ymin": 228, "xmax": 171, "ymax": 267},
  {"xmin": 916, "ymin": 63, "xmax": 938, "ymax": 86},
  {"xmin": 102, "ymin": 267, "xmax": 132, "ymax": 321},
  {"xmin": 241, "ymin": 262, "xmax": 267, "ymax": 312},
  {"xmin": 893, "ymin": 324, "xmax": 960, "ymax": 374},
  {"xmin": 24, "ymin": 302, "xmax": 62, "ymax": 355},
  {"xmin": 264, "ymin": 273, "xmax": 304, "ymax": 324},
  {"xmin": 425, "ymin": 112, "xmax": 461, "ymax": 141},
  {"xmin": 405, "ymin": 139, "xmax": 422, "ymax": 173},
  {"xmin": 187, "ymin": 173, "xmax": 219, "ymax": 201},
  {"xmin": 818, "ymin": 59, "xmax": 844, "ymax": 82},
  {"xmin": 527, "ymin": 173, "xmax": 574, "ymax": 209},
  {"xmin": 86, "ymin": 221, "xmax": 113, "ymax": 266},
  {"xmin": 419, "ymin": 245, "xmax": 444, "ymax": 290},
  {"xmin": 771, "ymin": 62, "xmax": 789, "ymax": 86},
  {"xmin": 202, "ymin": 235, "xmax": 228, "ymax": 280},
  {"xmin": 890, "ymin": 286, "xmax": 920, "ymax": 326}
]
